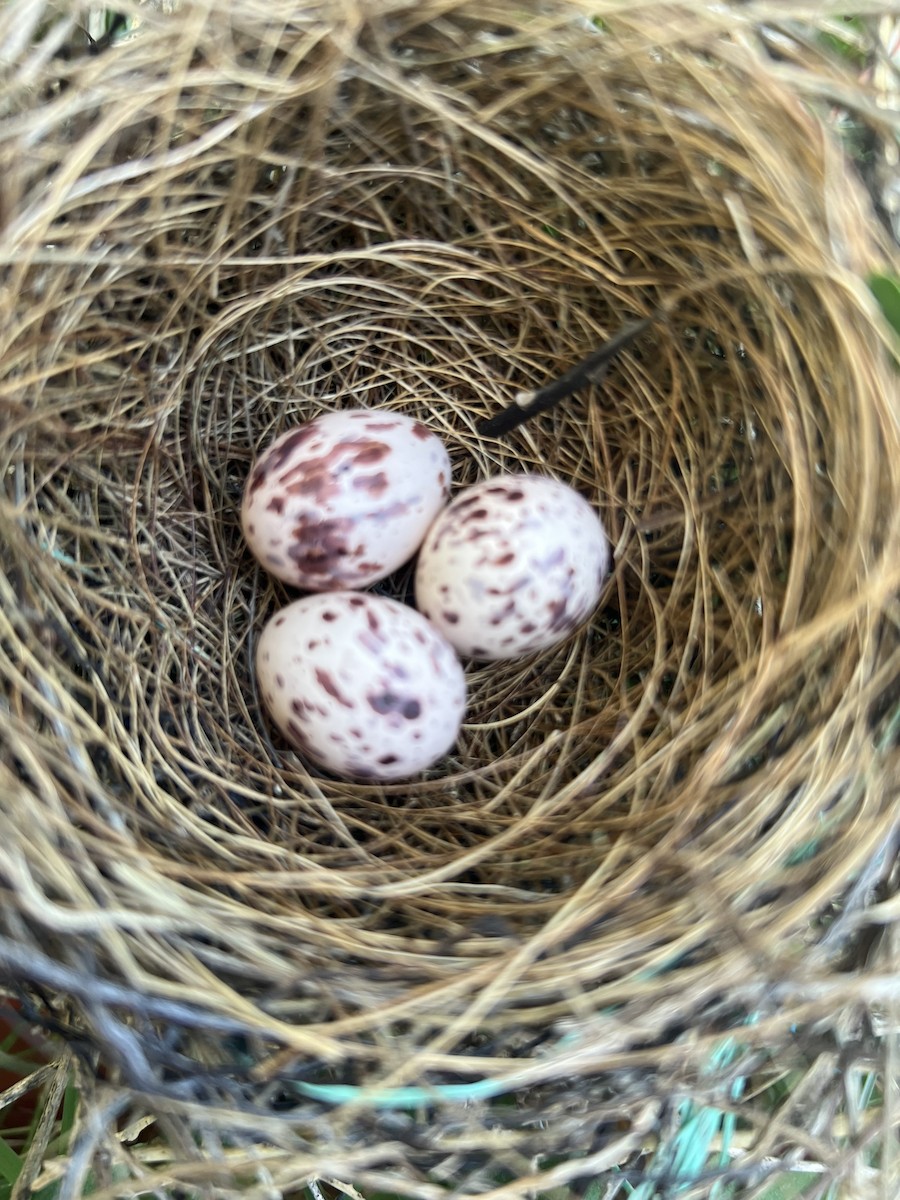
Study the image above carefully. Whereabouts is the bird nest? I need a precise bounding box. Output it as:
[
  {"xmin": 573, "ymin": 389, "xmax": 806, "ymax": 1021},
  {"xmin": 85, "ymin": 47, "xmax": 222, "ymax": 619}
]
[{"xmin": 1, "ymin": 2, "xmax": 899, "ymax": 1197}]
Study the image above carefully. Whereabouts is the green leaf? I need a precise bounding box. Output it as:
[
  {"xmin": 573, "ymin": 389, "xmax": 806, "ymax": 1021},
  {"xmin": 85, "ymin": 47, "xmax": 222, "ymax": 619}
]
[
  {"xmin": 0, "ymin": 1138, "xmax": 21, "ymax": 1187},
  {"xmin": 819, "ymin": 36, "xmax": 866, "ymax": 70},
  {"xmin": 868, "ymin": 274, "xmax": 900, "ymax": 338},
  {"xmin": 0, "ymin": 1051, "xmax": 40, "ymax": 1072},
  {"xmin": 751, "ymin": 1170, "xmax": 821, "ymax": 1200},
  {"xmin": 59, "ymin": 1084, "xmax": 78, "ymax": 1142}
]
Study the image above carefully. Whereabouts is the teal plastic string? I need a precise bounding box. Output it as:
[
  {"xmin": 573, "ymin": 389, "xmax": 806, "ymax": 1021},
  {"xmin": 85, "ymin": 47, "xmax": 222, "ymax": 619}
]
[
  {"xmin": 619, "ymin": 1023, "xmax": 756, "ymax": 1199},
  {"xmin": 293, "ymin": 1075, "xmax": 519, "ymax": 1109}
]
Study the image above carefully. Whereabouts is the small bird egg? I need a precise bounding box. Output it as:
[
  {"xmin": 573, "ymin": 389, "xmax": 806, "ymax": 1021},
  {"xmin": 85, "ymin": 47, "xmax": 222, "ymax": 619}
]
[
  {"xmin": 256, "ymin": 592, "xmax": 467, "ymax": 781},
  {"xmin": 242, "ymin": 409, "xmax": 451, "ymax": 591},
  {"xmin": 415, "ymin": 473, "xmax": 610, "ymax": 660}
]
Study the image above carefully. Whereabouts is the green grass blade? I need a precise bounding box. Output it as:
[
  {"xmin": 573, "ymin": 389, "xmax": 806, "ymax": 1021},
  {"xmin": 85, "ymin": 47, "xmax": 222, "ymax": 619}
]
[
  {"xmin": 0, "ymin": 1138, "xmax": 21, "ymax": 1188},
  {"xmin": 750, "ymin": 1171, "xmax": 821, "ymax": 1200},
  {"xmin": 868, "ymin": 274, "xmax": 900, "ymax": 338}
]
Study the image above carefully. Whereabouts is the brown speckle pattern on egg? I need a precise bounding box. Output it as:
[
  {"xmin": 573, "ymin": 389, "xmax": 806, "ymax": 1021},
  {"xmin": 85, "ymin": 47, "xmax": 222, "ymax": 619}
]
[
  {"xmin": 256, "ymin": 592, "xmax": 467, "ymax": 780},
  {"xmin": 414, "ymin": 474, "xmax": 610, "ymax": 660},
  {"xmin": 242, "ymin": 410, "xmax": 451, "ymax": 591}
]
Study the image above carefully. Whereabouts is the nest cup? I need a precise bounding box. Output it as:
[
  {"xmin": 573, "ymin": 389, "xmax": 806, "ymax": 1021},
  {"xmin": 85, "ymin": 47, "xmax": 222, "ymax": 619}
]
[{"xmin": 1, "ymin": 1, "xmax": 899, "ymax": 1194}]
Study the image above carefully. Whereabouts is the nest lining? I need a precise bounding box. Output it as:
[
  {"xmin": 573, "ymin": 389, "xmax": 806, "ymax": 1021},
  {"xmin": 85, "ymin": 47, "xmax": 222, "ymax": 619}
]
[{"xmin": 1, "ymin": 1, "xmax": 899, "ymax": 1195}]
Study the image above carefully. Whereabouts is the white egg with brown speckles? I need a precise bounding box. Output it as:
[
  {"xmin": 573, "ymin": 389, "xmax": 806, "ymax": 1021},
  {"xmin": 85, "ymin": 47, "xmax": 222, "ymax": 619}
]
[
  {"xmin": 256, "ymin": 592, "xmax": 467, "ymax": 781},
  {"xmin": 242, "ymin": 410, "xmax": 451, "ymax": 591},
  {"xmin": 415, "ymin": 474, "xmax": 610, "ymax": 660}
]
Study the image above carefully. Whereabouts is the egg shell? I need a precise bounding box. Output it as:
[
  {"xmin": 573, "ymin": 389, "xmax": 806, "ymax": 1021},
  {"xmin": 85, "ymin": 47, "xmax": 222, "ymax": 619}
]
[
  {"xmin": 256, "ymin": 592, "xmax": 467, "ymax": 781},
  {"xmin": 242, "ymin": 410, "xmax": 451, "ymax": 591},
  {"xmin": 414, "ymin": 473, "xmax": 610, "ymax": 660}
]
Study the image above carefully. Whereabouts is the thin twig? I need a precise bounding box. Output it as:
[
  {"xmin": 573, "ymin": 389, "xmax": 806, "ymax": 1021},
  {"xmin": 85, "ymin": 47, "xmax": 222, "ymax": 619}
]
[
  {"xmin": 11, "ymin": 1056, "xmax": 72, "ymax": 1200},
  {"xmin": 479, "ymin": 314, "xmax": 660, "ymax": 437}
]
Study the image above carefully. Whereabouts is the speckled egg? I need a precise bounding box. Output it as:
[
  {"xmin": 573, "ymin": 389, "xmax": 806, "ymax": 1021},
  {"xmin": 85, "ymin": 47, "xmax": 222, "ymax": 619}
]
[
  {"xmin": 415, "ymin": 474, "xmax": 610, "ymax": 660},
  {"xmin": 256, "ymin": 592, "xmax": 467, "ymax": 781},
  {"xmin": 242, "ymin": 410, "xmax": 451, "ymax": 591}
]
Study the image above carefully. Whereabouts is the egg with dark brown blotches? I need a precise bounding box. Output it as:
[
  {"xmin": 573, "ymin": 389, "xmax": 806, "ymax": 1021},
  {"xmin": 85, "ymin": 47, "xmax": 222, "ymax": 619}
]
[
  {"xmin": 256, "ymin": 592, "xmax": 467, "ymax": 781},
  {"xmin": 242, "ymin": 410, "xmax": 451, "ymax": 591},
  {"xmin": 415, "ymin": 473, "xmax": 610, "ymax": 661}
]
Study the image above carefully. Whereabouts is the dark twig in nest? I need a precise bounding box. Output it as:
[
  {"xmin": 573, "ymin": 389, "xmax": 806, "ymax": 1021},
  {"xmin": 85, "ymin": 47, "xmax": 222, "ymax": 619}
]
[{"xmin": 480, "ymin": 315, "xmax": 659, "ymax": 437}]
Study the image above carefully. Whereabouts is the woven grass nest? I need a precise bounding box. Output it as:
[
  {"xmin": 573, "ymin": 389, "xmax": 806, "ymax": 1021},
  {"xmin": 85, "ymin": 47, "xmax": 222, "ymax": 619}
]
[{"xmin": 1, "ymin": 1, "xmax": 899, "ymax": 1197}]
